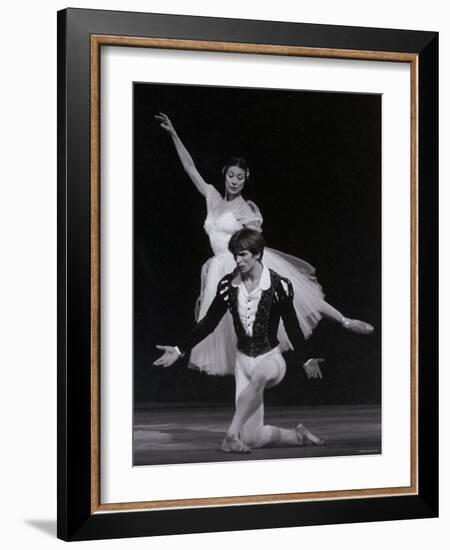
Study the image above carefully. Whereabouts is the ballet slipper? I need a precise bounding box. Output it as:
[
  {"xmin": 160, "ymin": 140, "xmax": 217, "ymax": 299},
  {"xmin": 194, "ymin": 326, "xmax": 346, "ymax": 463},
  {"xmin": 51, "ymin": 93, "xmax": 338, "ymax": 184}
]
[
  {"xmin": 341, "ymin": 317, "xmax": 374, "ymax": 335},
  {"xmin": 222, "ymin": 433, "xmax": 251, "ymax": 454},
  {"xmin": 296, "ymin": 423, "xmax": 326, "ymax": 446}
]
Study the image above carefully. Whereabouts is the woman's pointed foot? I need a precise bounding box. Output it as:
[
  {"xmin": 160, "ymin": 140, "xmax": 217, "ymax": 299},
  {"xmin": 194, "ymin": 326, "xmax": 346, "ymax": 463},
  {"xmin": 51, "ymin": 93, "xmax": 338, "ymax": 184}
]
[
  {"xmin": 342, "ymin": 317, "xmax": 374, "ymax": 335},
  {"xmin": 296, "ymin": 423, "xmax": 326, "ymax": 446},
  {"xmin": 222, "ymin": 433, "xmax": 251, "ymax": 454}
]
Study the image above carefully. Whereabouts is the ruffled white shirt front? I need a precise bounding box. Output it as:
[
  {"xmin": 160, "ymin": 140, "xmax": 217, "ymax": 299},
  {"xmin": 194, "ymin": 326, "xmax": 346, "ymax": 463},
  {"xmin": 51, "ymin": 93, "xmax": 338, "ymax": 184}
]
[{"xmin": 232, "ymin": 265, "xmax": 271, "ymax": 336}]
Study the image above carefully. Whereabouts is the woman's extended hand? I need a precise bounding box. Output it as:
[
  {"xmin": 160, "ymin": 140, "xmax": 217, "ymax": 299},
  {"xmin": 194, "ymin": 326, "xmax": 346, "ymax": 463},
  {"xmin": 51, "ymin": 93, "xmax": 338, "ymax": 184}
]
[
  {"xmin": 153, "ymin": 112, "xmax": 208, "ymax": 196},
  {"xmin": 155, "ymin": 112, "xmax": 176, "ymax": 137}
]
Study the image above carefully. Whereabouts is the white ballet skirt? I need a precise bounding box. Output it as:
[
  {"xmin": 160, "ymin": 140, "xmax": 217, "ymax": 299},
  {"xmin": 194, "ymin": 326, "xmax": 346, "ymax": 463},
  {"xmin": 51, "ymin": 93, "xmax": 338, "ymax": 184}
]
[{"xmin": 188, "ymin": 184, "xmax": 325, "ymax": 376}]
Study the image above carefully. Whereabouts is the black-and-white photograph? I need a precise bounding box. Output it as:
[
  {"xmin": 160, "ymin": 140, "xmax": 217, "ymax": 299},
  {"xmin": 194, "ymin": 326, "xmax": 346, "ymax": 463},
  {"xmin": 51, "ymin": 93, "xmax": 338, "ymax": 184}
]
[{"xmin": 133, "ymin": 82, "xmax": 381, "ymax": 466}]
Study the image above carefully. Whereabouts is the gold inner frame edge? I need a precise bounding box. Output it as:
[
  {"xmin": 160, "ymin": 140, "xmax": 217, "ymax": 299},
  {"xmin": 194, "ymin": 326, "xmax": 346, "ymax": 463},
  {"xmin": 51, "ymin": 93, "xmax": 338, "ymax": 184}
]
[{"xmin": 90, "ymin": 34, "xmax": 419, "ymax": 514}]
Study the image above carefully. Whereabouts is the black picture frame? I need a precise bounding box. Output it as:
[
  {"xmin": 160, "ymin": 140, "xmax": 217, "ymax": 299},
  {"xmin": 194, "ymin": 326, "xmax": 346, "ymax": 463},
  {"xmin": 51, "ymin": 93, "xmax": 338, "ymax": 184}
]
[{"xmin": 57, "ymin": 8, "xmax": 438, "ymax": 541}]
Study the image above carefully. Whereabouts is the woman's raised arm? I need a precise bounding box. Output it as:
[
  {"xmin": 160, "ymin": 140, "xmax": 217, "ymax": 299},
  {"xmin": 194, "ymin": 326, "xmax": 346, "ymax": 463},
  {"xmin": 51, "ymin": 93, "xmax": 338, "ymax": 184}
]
[{"xmin": 155, "ymin": 112, "xmax": 209, "ymax": 197}]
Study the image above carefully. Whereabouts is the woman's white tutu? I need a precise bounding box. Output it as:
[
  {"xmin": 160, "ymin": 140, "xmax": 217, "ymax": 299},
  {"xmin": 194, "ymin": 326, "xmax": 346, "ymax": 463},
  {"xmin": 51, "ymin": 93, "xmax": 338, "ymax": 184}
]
[{"xmin": 188, "ymin": 185, "xmax": 324, "ymax": 376}]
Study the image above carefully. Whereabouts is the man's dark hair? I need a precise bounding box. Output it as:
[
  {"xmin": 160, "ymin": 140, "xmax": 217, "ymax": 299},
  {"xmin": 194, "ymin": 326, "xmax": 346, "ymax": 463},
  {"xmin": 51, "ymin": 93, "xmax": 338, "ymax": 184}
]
[{"xmin": 228, "ymin": 228, "xmax": 265, "ymax": 259}]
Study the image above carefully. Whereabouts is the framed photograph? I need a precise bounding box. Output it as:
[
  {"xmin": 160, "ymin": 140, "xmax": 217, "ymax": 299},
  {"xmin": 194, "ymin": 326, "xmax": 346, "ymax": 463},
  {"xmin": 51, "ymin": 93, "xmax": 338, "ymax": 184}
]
[{"xmin": 57, "ymin": 8, "xmax": 438, "ymax": 541}]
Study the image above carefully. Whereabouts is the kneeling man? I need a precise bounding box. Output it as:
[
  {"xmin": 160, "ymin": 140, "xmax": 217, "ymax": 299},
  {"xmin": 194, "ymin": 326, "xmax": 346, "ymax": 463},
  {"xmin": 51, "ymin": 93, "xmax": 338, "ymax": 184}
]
[{"xmin": 154, "ymin": 228, "xmax": 325, "ymax": 453}]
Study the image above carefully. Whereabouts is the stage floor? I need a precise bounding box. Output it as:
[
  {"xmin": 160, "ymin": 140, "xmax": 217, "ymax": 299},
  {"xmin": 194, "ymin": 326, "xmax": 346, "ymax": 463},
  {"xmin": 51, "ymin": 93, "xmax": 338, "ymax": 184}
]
[{"xmin": 133, "ymin": 403, "xmax": 381, "ymax": 466}]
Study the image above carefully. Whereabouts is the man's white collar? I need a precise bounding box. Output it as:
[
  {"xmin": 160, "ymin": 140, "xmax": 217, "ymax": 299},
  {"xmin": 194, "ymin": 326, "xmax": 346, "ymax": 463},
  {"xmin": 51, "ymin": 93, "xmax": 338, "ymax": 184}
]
[{"xmin": 231, "ymin": 264, "xmax": 271, "ymax": 290}]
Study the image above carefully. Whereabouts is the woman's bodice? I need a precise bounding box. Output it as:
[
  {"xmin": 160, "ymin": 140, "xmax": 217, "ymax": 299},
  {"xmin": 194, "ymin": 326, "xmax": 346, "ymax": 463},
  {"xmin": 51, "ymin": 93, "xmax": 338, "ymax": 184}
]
[
  {"xmin": 203, "ymin": 185, "xmax": 263, "ymax": 256},
  {"xmin": 204, "ymin": 209, "xmax": 243, "ymax": 255}
]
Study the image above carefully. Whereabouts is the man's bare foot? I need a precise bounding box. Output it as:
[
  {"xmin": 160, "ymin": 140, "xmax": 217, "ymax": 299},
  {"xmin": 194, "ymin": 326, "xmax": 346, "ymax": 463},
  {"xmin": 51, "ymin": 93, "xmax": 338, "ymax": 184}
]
[
  {"xmin": 296, "ymin": 423, "xmax": 326, "ymax": 446},
  {"xmin": 222, "ymin": 433, "xmax": 251, "ymax": 454},
  {"xmin": 342, "ymin": 318, "xmax": 374, "ymax": 335}
]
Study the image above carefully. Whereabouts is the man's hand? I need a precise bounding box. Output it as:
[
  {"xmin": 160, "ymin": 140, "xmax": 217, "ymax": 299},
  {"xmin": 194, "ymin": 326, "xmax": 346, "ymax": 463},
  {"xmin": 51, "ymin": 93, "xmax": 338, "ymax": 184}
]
[
  {"xmin": 303, "ymin": 358, "xmax": 324, "ymax": 379},
  {"xmin": 153, "ymin": 345, "xmax": 181, "ymax": 368}
]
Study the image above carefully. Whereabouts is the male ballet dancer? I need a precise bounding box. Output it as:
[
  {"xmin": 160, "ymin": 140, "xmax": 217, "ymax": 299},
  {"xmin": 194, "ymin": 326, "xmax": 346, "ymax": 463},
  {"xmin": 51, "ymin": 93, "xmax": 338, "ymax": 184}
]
[{"xmin": 154, "ymin": 228, "xmax": 326, "ymax": 453}]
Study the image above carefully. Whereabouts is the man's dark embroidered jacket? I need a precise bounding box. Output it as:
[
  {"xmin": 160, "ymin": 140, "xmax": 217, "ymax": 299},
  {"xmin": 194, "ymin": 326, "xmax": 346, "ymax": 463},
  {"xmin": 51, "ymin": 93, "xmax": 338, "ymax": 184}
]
[{"xmin": 177, "ymin": 268, "xmax": 315, "ymax": 363}]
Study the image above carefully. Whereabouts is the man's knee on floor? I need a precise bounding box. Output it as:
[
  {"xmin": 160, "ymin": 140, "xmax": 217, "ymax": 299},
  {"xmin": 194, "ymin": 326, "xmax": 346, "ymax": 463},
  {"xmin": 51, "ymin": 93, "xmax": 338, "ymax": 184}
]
[{"xmin": 243, "ymin": 425, "xmax": 281, "ymax": 448}]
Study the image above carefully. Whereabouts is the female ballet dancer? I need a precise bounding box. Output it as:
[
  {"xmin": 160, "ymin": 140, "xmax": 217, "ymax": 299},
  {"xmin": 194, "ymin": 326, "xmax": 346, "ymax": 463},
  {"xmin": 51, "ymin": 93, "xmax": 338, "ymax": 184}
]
[{"xmin": 154, "ymin": 112, "xmax": 373, "ymax": 376}]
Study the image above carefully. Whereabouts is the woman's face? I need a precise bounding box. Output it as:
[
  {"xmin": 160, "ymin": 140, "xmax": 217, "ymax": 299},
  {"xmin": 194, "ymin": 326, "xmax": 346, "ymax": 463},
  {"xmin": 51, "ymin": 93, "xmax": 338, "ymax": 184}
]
[{"xmin": 224, "ymin": 165, "xmax": 246, "ymax": 197}]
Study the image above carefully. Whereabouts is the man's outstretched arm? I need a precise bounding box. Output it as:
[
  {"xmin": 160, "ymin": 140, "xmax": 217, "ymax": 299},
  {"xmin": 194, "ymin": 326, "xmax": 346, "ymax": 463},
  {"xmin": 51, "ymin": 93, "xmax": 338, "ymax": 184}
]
[
  {"xmin": 278, "ymin": 278, "xmax": 325, "ymax": 379},
  {"xmin": 153, "ymin": 277, "xmax": 230, "ymax": 367}
]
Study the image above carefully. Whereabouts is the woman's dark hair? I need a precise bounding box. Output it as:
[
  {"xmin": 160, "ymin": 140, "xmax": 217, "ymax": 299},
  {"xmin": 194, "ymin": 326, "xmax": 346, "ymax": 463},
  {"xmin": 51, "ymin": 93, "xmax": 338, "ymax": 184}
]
[
  {"xmin": 221, "ymin": 157, "xmax": 251, "ymax": 181},
  {"xmin": 228, "ymin": 228, "xmax": 265, "ymax": 259}
]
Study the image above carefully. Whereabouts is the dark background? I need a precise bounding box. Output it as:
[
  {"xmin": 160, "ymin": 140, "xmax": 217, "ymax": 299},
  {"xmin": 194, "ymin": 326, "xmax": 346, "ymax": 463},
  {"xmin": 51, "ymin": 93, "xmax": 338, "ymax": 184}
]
[{"xmin": 133, "ymin": 82, "xmax": 381, "ymax": 407}]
